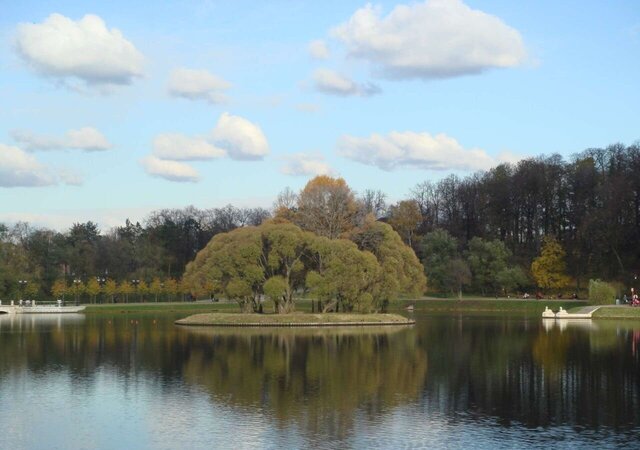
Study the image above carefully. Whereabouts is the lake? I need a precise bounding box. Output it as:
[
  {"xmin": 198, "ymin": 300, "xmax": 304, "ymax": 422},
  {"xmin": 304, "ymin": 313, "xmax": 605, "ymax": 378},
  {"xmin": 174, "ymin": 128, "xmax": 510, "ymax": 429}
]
[{"xmin": 1, "ymin": 312, "xmax": 639, "ymax": 449}]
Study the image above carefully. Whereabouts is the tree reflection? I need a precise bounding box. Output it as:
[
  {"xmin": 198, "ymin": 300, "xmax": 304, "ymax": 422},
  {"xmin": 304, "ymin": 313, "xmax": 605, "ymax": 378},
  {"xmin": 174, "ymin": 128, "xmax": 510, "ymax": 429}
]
[
  {"xmin": 180, "ymin": 327, "xmax": 427, "ymax": 438},
  {"xmin": 1, "ymin": 314, "xmax": 640, "ymax": 434}
]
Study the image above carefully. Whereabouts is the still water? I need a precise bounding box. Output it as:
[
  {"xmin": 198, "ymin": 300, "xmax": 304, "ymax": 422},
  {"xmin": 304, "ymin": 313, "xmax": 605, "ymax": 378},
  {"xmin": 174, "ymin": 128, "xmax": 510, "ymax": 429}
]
[{"xmin": 0, "ymin": 312, "xmax": 639, "ymax": 449}]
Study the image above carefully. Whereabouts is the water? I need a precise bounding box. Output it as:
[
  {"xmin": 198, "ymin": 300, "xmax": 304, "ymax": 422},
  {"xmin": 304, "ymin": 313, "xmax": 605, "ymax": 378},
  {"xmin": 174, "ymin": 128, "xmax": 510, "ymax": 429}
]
[{"xmin": 0, "ymin": 312, "xmax": 639, "ymax": 449}]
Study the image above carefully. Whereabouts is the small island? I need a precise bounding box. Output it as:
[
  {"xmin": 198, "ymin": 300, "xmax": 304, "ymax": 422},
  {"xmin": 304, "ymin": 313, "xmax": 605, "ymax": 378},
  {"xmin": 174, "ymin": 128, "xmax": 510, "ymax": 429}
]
[
  {"xmin": 175, "ymin": 312, "xmax": 414, "ymax": 327},
  {"xmin": 177, "ymin": 179, "xmax": 428, "ymax": 328}
]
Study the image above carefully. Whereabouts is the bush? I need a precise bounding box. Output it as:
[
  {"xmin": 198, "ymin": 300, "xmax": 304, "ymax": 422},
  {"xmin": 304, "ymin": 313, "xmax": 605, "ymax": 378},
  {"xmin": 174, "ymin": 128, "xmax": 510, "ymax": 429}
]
[{"xmin": 588, "ymin": 279, "xmax": 616, "ymax": 305}]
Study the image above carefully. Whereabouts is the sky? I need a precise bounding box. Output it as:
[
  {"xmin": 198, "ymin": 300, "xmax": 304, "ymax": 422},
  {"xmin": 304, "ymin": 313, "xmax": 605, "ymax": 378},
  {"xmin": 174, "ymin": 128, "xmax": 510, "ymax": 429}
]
[{"xmin": 0, "ymin": 0, "xmax": 638, "ymax": 230}]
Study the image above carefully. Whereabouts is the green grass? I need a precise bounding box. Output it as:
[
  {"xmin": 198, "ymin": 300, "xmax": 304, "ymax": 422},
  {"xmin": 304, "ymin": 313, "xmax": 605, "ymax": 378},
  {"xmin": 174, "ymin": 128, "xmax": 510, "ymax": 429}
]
[
  {"xmin": 175, "ymin": 312, "xmax": 413, "ymax": 326},
  {"xmin": 82, "ymin": 297, "xmax": 588, "ymax": 315},
  {"xmin": 591, "ymin": 306, "xmax": 640, "ymax": 320},
  {"xmin": 84, "ymin": 302, "xmax": 240, "ymax": 314},
  {"xmin": 404, "ymin": 298, "xmax": 587, "ymax": 313}
]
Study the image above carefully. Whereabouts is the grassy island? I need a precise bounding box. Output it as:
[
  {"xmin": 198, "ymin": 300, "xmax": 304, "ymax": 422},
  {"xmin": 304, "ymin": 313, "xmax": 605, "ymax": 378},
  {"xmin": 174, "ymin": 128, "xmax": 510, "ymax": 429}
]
[{"xmin": 175, "ymin": 312, "xmax": 414, "ymax": 327}]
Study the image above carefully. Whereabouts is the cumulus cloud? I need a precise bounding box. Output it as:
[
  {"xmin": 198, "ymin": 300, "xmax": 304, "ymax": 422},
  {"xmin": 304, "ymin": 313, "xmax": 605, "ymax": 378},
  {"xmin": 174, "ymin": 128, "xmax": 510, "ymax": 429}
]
[
  {"xmin": 281, "ymin": 153, "xmax": 334, "ymax": 177},
  {"xmin": 152, "ymin": 133, "xmax": 226, "ymax": 161},
  {"xmin": 338, "ymin": 131, "xmax": 501, "ymax": 171},
  {"xmin": 141, "ymin": 113, "xmax": 270, "ymax": 182},
  {"xmin": 313, "ymin": 68, "xmax": 380, "ymax": 97},
  {"xmin": 331, "ymin": 0, "xmax": 526, "ymax": 79},
  {"xmin": 15, "ymin": 13, "xmax": 144, "ymax": 87},
  {"xmin": 11, "ymin": 127, "xmax": 112, "ymax": 152},
  {"xmin": 308, "ymin": 39, "xmax": 330, "ymax": 59},
  {"xmin": 168, "ymin": 68, "xmax": 232, "ymax": 104},
  {"xmin": 211, "ymin": 113, "xmax": 269, "ymax": 160},
  {"xmin": 0, "ymin": 143, "xmax": 82, "ymax": 187},
  {"xmin": 139, "ymin": 156, "xmax": 199, "ymax": 183}
]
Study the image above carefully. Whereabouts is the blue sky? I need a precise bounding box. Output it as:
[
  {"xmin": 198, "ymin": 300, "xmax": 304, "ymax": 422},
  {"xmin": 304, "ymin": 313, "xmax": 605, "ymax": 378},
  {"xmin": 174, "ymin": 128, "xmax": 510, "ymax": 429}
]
[{"xmin": 0, "ymin": 0, "xmax": 638, "ymax": 230}]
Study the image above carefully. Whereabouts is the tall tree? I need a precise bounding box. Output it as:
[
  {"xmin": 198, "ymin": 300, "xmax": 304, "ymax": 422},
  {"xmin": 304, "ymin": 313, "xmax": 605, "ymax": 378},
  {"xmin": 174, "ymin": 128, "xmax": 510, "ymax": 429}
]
[
  {"xmin": 466, "ymin": 237, "xmax": 511, "ymax": 295},
  {"xmin": 296, "ymin": 176, "xmax": 357, "ymax": 238},
  {"xmin": 531, "ymin": 236, "xmax": 570, "ymax": 292},
  {"xmin": 387, "ymin": 200, "xmax": 422, "ymax": 247},
  {"xmin": 421, "ymin": 229, "xmax": 459, "ymax": 293}
]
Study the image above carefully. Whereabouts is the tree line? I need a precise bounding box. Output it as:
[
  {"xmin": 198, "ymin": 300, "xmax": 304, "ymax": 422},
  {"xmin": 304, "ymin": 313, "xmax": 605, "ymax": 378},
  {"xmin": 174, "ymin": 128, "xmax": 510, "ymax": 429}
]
[
  {"xmin": 0, "ymin": 205, "xmax": 269, "ymax": 301},
  {"xmin": 1, "ymin": 141, "xmax": 638, "ymax": 301}
]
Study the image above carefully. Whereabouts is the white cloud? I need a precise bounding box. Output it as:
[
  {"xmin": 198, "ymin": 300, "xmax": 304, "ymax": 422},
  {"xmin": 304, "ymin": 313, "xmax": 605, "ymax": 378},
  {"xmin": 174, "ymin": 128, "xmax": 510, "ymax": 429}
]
[
  {"xmin": 12, "ymin": 127, "xmax": 112, "ymax": 152},
  {"xmin": 140, "ymin": 156, "xmax": 200, "ymax": 183},
  {"xmin": 331, "ymin": 0, "xmax": 526, "ymax": 79},
  {"xmin": 281, "ymin": 153, "xmax": 334, "ymax": 177},
  {"xmin": 152, "ymin": 133, "xmax": 226, "ymax": 161},
  {"xmin": 313, "ymin": 68, "xmax": 380, "ymax": 97},
  {"xmin": 308, "ymin": 39, "xmax": 330, "ymax": 59},
  {"xmin": 0, "ymin": 143, "xmax": 82, "ymax": 187},
  {"xmin": 338, "ymin": 131, "xmax": 501, "ymax": 171},
  {"xmin": 15, "ymin": 14, "xmax": 144, "ymax": 87},
  {"xmin": 168, "ymin": 68, "xmax": 232, "ymax": 104},
  {"xmin": 141, "ymin": 113, "xmax": 269, "ymax": 183},
  {"xmin": 211, "ymin": 113, "xmax": 269, "ymax": 160}
]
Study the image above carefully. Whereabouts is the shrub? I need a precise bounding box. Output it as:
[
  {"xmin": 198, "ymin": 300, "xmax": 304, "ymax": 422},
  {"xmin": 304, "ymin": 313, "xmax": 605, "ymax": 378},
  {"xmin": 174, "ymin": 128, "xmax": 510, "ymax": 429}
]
[{"xmin": 588, "ymin": 279, "xmax": 616, "ymax": 305}]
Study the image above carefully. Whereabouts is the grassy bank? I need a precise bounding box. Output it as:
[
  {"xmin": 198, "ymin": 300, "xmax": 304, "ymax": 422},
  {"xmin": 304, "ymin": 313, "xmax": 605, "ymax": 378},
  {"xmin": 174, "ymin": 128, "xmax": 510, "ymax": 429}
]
[
  {"xmin": 405, "ymin": 298, "xmax": 587, "ymax": 313},
  {"xmin": 175, "ymin": 312, "xmax": 414, "ymax": 326},
  {"xmin": 82, "ymin": 297, "xmax": 588, "ymax": 315},
  {"xmin": 591, "ymin": 307, "xmax": 640, "ymax": 320},
  {"xmin": 84, "ymin": 302, "xmax": 240, "ymax": 314}
]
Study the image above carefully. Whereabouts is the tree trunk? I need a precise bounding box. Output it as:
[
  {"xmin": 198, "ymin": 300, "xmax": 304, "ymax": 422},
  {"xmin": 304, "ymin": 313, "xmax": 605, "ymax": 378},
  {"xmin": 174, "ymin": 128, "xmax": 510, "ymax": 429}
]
[{"xmin": 322, "ymin": 299, "xmax": 337, "ymax": 313}]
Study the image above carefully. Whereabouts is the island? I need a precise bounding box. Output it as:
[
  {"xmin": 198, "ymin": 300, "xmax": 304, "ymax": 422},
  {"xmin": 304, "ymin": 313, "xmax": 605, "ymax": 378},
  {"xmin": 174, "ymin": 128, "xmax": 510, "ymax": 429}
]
[{"xmin": 175, "ymin": 312, "xmax": 415, "ymax": 327}]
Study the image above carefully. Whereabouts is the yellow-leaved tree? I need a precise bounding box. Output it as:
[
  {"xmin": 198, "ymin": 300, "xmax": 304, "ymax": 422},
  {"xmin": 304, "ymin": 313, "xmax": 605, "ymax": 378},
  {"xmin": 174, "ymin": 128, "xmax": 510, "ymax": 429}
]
[{"xmin": 531, "ymin": 236, "xmax": 570, "ymax": 291}]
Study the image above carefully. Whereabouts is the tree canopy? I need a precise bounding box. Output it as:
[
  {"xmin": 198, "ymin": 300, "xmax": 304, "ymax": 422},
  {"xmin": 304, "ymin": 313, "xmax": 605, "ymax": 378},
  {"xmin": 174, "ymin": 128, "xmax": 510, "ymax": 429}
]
[
  {"xmin": 531, "ymin": 236, "xmax": 571, "ymax": 291},
  {"xmin": 183, "ymin": 220, "xmax": 426, "ymax": 313}
]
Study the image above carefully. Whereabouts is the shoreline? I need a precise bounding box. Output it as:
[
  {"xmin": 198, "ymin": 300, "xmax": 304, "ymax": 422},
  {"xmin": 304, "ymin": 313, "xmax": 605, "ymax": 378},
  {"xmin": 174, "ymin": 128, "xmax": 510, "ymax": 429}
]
[{"xmin": 73, "ymin": 299, "xmax": 589, "ymax": 315}]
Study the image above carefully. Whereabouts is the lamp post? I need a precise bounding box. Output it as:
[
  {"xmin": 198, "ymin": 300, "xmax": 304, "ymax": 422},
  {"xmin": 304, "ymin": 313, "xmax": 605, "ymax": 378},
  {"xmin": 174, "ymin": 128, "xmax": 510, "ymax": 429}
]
[
  {"xmin": 73, "ymin": 278, "xmax": 82, "ymax": 306},
  {"xmin": 96, "ymin": 276, "xmax": 106, "ymax": 304}
]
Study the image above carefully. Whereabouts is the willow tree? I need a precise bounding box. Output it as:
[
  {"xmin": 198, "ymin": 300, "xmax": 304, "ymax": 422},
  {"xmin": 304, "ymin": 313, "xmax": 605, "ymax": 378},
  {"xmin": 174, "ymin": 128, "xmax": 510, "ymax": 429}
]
[
  {"xmin": 349, "ymin": 218, "xmax": 427, "ymax": 310},
  {"xmin": 259, "ymin": 222, "xmax": 316, "ymax": 313},
  {"xmin": 306, "ymin": 237, "xmax": 381, "ymax": 313},
  {"xmin": 183, "ymin": 223, "xmax": 315, "ymax": 313},
  {"xmin": 183, "ymin": 227, "xmax": 263, "ymax": 312}
]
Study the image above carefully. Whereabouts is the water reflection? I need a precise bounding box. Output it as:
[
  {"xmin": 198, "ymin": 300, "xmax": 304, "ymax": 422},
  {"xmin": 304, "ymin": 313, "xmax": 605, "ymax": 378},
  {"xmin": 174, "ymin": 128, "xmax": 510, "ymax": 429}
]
[
  {"xmin": 0, "ymin": 313, "xmax": 639, "ymax": 449},
  {"xmin": 420, "ymin": 315, "xmax": 640, "ymax": 431},
  {"xmin": 180, "ymin": 325, "xmax": 426, "ymax": 439}
]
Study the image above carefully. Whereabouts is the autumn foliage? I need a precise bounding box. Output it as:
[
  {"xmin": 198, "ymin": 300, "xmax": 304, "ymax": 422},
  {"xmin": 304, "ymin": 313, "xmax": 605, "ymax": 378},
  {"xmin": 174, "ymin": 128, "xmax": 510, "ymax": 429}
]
[{"xmin": 184, "ymin": 180, "xmax": 427, "ymax": 314}]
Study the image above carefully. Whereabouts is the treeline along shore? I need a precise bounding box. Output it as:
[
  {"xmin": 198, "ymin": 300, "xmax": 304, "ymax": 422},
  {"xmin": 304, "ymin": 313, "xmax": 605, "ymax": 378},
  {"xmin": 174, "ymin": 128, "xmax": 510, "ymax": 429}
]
[{"xmin": 1, "ymin": 142, "xmax": 639, "ymax": 305}]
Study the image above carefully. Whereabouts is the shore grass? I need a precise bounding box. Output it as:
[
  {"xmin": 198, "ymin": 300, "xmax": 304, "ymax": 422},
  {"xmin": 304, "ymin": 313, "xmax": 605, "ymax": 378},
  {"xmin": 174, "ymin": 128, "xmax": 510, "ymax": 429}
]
[
  {"xmin": 591, "ymin": 307, "xmax": 640, "ymax": 320},
  {"xmin": 175, "ymin": 312, "xmax": 414, "ymax": 327},
  {"xmin": 404, "ymin": 298, "xmax": 587, "ymax": 313},
  {"xmin": 84, "ymin": 302, "xmax": 241, "ymax": 314},
  {"xmin": 81, "ymin": 297, "xmax": 589, "ymax": 315}
]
